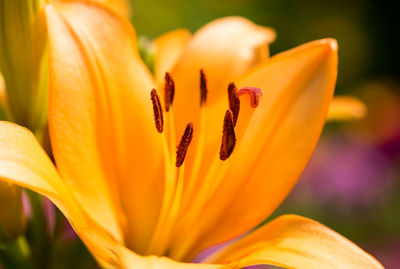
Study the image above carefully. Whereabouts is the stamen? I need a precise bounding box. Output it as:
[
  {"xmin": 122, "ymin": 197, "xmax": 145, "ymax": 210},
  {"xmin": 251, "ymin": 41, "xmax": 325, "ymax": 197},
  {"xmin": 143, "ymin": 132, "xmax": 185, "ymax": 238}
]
[
  {"xmin": 238, "ymin": 87, "xmax": 263, "ymax": 108},
  {"xmin": 220, "ymin": 110, "xmax": 236, "ymax": 160},
  {"xmin": 228, "ymin": 83, "xmax": 240, "ymax": 127},
  {"xmin": 164, "ymin": 72, "xmax": 175, "ymax": 112},
  {"xmin": 200, "ymin": 69, "xmax": 208, "ymax": 105},
  {"xmin": 176, "ymin": 122, "xmax": 194, "ymax": 167},
  {"xmin": 151, "ymin": 89, "xmax": 164, "ymax": 133}
]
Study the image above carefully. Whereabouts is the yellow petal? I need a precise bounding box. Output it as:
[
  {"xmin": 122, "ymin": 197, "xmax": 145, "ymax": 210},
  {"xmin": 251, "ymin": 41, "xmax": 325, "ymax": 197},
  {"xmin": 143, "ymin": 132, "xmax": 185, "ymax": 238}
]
[
  {"xmin": 0, "ymin": 121, "xmax": 87, "ymax": 236},
  {"xmin": 210, "ymin": 215, "xmax": 383, "ymax": 269},
  {"xmin": 173, "ymin": 39, "xmax": 338, "ymax": 260},
  {"xmin": 153, "ymin": 29, "xmax": 191, "ymax": 85},
  {"xmin": 327, "ymin": 96, "xmax": 367, "ymax": 121},
  {"xmin": 46, "ymin": 1, "xmax": 163, "ymax": 252}
]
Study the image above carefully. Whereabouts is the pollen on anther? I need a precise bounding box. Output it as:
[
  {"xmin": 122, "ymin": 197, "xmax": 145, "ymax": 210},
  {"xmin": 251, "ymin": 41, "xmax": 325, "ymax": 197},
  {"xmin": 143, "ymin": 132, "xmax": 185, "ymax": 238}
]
[
  {"xmin": 200, "ymin": 69, "xmax": 208, "ymax": 105},
  {"xmin": 164, "ymin": 72, "xmax": 175, "ymax": 112},
  {"xmin": 220, "ymin": 110, "xmax": 236, "ymax": 161},
  {"xmin": 151, "ymin": 89, "xmax": 164, "ymax": 133},
  {"xmin": 228, "ymin": 83, "xmax": 240, "ymax": 127},
  {"xmin": 237, "ymin": 87, "xmax": 263, "ymax": 108},
  {"xmin": 176, "ymin": 122, "xmax": 194, "ymax": 167}
]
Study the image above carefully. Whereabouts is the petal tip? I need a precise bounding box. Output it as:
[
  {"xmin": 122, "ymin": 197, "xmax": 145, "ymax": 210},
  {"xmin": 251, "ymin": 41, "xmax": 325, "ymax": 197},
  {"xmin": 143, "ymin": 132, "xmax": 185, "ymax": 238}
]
[{"xmin": 325, "ymin": 38, "xmax": 338, "ymax": 52}]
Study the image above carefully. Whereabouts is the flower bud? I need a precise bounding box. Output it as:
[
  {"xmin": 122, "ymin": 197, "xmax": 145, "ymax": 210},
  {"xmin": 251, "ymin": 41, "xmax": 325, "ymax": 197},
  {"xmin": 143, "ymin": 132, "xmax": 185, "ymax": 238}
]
[
  {"xmin": 0, "ymin": 0, "xmax": 49, "ymax": 132},
  {"xmin": 0, "ymin": 182, "xmax": 26, "ymax": 242}
]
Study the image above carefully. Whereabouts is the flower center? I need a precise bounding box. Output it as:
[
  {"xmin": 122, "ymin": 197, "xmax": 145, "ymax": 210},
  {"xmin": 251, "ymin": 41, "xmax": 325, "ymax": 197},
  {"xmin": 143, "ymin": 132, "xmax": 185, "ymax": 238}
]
[{"xmin": 145, "ymin": 70, "xmax": 262, "ymax": 259}]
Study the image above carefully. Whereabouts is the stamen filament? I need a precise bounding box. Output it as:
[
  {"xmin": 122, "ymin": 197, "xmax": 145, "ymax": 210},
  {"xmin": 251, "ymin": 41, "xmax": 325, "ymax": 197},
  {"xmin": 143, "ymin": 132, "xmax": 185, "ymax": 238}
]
[
  {"xmin": 147, "ymin": 122, "xmax": 193, "ymax": 255},
  {"xmin": 147, "ymin": 134, "xmax": 176, "ymax": 253},
  {"xmin": 170, "ymin": 87, "xmax": 263, "ymax": 259},
  {"xmin": 182, "ymin": 69, "xmax": 209, "ymax": 208},
  {"xmin": 153, "ymin": 164, "xmax": 186, "ymax": 255},
  {"xmin": 181, "ymin": 106, "xmax": 206, "ymax": 210},
  {"xmin": 171, "ymin": 110, "xmax": 236, "ymax": 259},
  {"xmin": 169, "ymin": 156, "xmax": 223, "ymax": 260},
  {"xmin": 167, "ymin": 108, "xmax": 177, "ymax": 158}
]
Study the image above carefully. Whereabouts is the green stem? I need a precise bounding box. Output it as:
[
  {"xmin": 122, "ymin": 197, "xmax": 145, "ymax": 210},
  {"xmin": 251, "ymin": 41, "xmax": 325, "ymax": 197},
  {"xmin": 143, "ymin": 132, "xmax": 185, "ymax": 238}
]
[
  {"xmin": 26, "ymin": 189, "xmax": 50, "ymax": 268},
  {"xmin": 0, "ymin": 236, "xmax": 33, "ymax": 269}
]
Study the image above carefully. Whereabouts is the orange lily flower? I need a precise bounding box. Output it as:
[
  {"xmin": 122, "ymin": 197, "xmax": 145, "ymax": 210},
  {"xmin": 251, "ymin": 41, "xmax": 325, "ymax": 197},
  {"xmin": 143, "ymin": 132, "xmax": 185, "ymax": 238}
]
[{"xmin": 0, "ymin": 1, "xmax": 382, "ymax": 268}]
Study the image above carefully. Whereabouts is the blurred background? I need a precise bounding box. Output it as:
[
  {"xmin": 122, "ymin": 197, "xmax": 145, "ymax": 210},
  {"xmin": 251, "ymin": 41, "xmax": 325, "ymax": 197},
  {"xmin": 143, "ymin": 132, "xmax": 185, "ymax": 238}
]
[{"xmin": 131, "ymin": 0, "xmax": 399, "ymax": 267}]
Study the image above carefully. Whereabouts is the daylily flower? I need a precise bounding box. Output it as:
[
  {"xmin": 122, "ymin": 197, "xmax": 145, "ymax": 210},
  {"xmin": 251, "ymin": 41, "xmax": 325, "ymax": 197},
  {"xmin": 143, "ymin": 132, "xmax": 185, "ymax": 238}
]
[{"xmin": 0, "ymin": 1, "xmax": 382, "ymax": 268}]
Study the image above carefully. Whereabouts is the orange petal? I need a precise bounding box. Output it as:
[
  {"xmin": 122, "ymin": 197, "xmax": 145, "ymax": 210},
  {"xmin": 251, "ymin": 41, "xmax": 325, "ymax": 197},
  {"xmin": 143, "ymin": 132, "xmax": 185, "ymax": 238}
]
[
  {"xmin": 172, "ymin": 39, "xmax": 338, "ymax": 260},
  {"xmin": 0, "ymin": 121, "xmax": 87, "ymax": 236},
  {"xmin": 327, "ymin": 96, "xmax": 367, "ymax": 121},
  {"xmin": 96, "ymin": 0, "xmax": 131, "ymax": 17},
  {"xmin": 171, "ymin": 16, "xmax": 275, "ymax": 148},
  {"xmin": 80, "ymin": 228, "xmax": 229, "ymax": 269},
  {"xmin": 153, "ymin": 29, "xmax": 191, "ymax": 85},
  {"xmin": 46, "ymin": 1, "xmax": 163, "ymax": 252},
  {"xmin": 118, "ymin": 247, "xmax": 230, "ymax": 269},
  {"xmin": 170, "ymin": 17, "xmax": 276, "ymax": 215},
  {"xmin": 210, "ymin": 215, "xmax": 383, "ymax": 269}
]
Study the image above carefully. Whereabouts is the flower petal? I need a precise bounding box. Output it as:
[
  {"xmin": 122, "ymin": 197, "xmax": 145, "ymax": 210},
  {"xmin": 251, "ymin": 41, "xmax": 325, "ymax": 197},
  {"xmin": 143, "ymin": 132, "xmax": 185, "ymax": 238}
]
[
  {"xmin": 118, "ymin": 247, "xmax": 230, "ymax": 269},
  {"xmin": 80, "ymin": 228, "xmax": 229, "ymax": 269},
  {"xmin": 153, "ymin": 29, "xmax": 191, "ymax": 85},
  {"xmin": 0, "ymin": 121, "xmax": 87, "ymax": 236},
  {"xmin": 173, "ymin": 16, "xmax": 275, "ymax": 109},
  {"xmin": 97, "ymin": 0, "xmax": 131, "ymax": 17},
  {"xmin": 171, "ymin": 17, "xmax": 275, "ymax": 219},
  {"xmin": 210, "ymin": 215, "xmax": 383, "ymax": 269},
  {"xmin": 46, "ymin": 1, "xmax": 163, "ymax": 252},
  {"xmin": 171, "ymin": 17, "xmax": 275, "ymax": 159},
  {"xmin": 327, "ymin": 96, "xmax": 367, "ymax": 121},
  {"xmin": 172, "ymin": 39, "xmax": 338, "ymax": 260}
]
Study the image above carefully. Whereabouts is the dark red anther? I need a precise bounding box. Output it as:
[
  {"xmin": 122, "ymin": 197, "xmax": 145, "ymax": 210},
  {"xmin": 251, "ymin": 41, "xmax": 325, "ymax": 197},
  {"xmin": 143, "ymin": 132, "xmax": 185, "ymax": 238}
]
[
  {"xmin": 151, "ymin": 89, "xmax": 164, "ymax": 133},
  {"xmin": 237, "ymin": 87, "xmax": 263, "ymax": 108},
  {"xmin": 219, "ymin": 110, "xmax": 236, "ymax": 161},
  {"xmin": 164, "ymin": 72, "xmax": 175, "ymax": 112},
  {"xmin": 200, "ymin": 69, "xmax": 208, "ymax": 106},
  {"xmin": 228, "ymin": 83, "xmax": 240, "ymax": 127},
  {"xmin": 176, "ymin": 122, "xmax": 194, "ymax": 167}
]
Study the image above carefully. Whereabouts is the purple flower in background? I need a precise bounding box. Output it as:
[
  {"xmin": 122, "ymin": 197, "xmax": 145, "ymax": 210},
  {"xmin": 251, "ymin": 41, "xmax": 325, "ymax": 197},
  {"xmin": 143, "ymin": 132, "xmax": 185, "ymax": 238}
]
[
  {"xmin": 297, "ymin": 133, "xmax": 395, "ymax": 210},
  {"xmin": 368, "ymin": 240, "xmax": 400, "ymax": 268}
]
